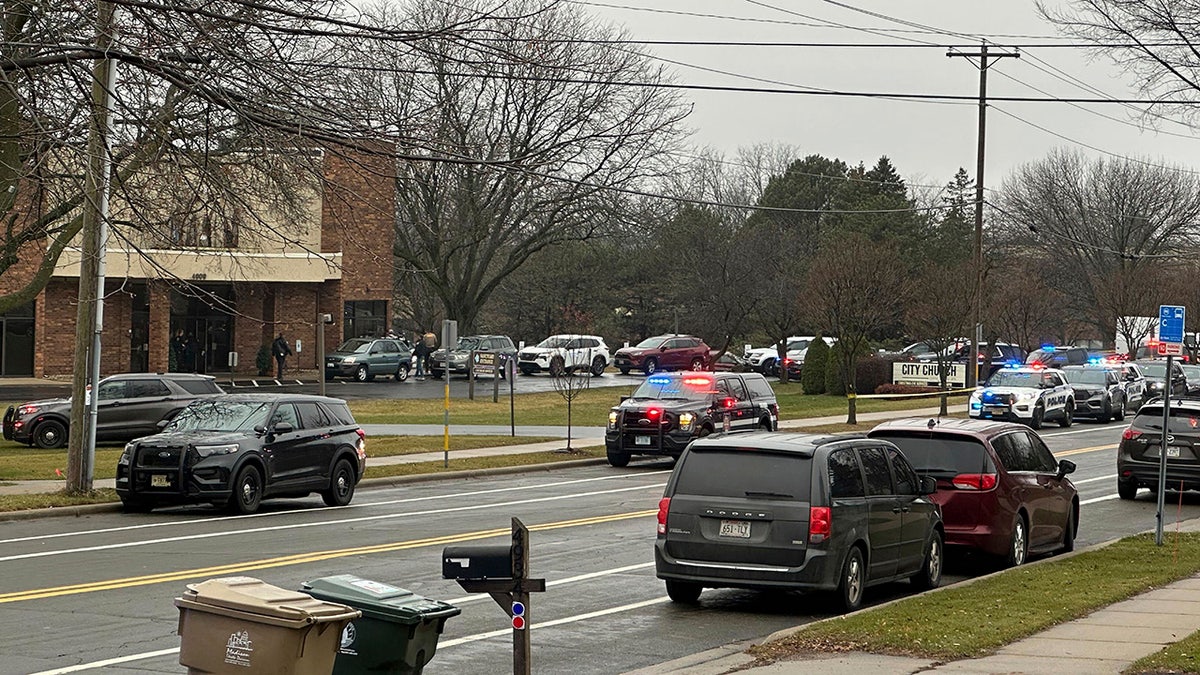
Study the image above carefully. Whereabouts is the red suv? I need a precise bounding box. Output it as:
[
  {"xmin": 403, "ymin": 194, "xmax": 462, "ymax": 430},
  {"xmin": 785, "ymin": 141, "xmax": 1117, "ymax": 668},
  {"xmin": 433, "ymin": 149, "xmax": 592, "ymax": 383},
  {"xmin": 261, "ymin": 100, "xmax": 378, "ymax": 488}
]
[
  {"xmin": 868, "ymin": 418, "xmax": 1078, "ymax": 567},
  {"xmin": 614, "ymin": 335, "xmax": 709, "ymax": 375}
]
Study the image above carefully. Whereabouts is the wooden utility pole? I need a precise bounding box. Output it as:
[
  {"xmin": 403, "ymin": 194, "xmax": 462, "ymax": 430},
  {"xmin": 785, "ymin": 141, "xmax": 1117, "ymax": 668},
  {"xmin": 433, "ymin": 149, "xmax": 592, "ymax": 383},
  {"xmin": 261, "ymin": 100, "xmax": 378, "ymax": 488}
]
[
  {"xmin": 948, "ymin": 42, "xmax": 1018, "ymax": 388},
  {"xmin": 67, "ymin": 1, "xmax": 117, "ymax": 494}
]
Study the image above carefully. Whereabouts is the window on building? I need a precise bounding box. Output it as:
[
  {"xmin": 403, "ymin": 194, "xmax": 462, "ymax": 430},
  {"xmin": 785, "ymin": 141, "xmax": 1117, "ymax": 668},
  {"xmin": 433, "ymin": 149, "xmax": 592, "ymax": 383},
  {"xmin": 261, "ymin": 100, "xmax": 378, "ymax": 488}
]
[{"xmin": 344, "ymin": 300, "xmax": 387, "ymax": 339}]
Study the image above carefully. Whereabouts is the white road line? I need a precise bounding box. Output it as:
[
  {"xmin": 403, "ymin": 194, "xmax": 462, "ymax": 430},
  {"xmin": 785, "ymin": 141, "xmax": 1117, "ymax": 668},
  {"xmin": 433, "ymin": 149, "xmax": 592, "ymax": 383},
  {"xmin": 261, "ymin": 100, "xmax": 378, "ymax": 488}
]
[
  {"xmin": 447, "ymin": 562, "xmax": 655, "ymax": 604},
  {"xmin": 30, "ymin": 648, "xmax": 181, "ymax": 675},
  {"xmin": 27, "ymin": 574, "xmax": 670, "ymax": 674},
  {"xmin": 1073, "ymin": 474, "xmax": 1117, "ymax": 485},
  {"xmin": 1081, "ymin": 494, "xmax": 1120, "ymax": 505},
  {"xmin": 0, "ymin": 483, "xmax": 666, "ymax": 563},
  {"xmin": 439, "ymin": 597, "xmax": 672, "ymax": 648},
  {"xmin": 1042, "ymin": 426, "xmax": 1125, "ymax": 438},
  {"xmin": 0, "ymin": 470, "xmax": 672, "ymax": 546}
]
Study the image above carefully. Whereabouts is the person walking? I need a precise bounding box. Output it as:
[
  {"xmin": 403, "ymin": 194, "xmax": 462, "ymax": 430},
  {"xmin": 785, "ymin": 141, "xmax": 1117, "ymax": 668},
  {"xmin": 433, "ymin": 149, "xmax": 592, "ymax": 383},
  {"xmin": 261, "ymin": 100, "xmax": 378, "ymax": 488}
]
[
  {"xmin": 272, "ymin": 333, "xmax": 293, "ymax": 379},
  {"xmin": 413, "ymin": 331, "xmax": 430, "ymax": 381}
]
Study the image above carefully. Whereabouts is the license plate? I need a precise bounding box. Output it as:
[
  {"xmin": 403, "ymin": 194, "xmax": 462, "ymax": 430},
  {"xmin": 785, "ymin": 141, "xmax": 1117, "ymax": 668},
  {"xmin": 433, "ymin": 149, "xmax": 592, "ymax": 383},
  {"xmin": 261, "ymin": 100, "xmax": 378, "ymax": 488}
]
[
  {"xmin": 1169, "ymin": 447, "xmax": 1183, "ymax": 458},
  {"xmin": 635, "ymin": 435, "xmax": 651, "ymax": 446},
  {"xmin": 719, "ymin": 519, "xmax": 751, "ymax": 538},
  {"xmin": 151, "ymin": 474, "xmax": 170, "ymax": 488}
]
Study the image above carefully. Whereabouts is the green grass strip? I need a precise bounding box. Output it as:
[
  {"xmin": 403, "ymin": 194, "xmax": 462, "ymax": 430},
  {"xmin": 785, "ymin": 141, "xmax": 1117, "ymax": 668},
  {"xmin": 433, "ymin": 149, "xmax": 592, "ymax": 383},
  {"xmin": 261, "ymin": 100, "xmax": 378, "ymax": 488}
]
[
  {"xmin": 754, "ymin": 533, "xmax": 1200, "ymax": 663},
  {"xmin": 1126, "ymin": 628, "xmax": 1200, "ymax": 674}
]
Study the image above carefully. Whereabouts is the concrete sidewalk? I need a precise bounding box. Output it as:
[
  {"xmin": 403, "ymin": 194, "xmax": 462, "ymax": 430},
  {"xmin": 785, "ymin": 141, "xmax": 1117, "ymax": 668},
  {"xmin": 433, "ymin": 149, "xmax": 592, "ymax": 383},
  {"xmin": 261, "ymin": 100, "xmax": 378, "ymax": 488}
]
[{"xmin": 630, "ymin": 517, "xmax": 1200, "ymax": 675}]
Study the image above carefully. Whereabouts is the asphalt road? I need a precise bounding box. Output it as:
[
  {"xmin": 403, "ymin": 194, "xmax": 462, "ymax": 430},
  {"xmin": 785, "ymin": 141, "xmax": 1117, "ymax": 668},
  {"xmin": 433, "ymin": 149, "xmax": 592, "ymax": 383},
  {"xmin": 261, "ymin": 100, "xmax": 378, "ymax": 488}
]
[{"xmin": 2, "ymin": 421, "xmax": 1197, "ymax": 674}]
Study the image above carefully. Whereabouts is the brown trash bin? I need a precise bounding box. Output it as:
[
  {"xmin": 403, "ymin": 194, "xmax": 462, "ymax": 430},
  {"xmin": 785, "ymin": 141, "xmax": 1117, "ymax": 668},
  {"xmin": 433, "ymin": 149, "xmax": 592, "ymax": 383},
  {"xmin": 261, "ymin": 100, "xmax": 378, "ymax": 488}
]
[{"xmin": 176, "ymin": 576, "xmax": 361, "ymax": 675}]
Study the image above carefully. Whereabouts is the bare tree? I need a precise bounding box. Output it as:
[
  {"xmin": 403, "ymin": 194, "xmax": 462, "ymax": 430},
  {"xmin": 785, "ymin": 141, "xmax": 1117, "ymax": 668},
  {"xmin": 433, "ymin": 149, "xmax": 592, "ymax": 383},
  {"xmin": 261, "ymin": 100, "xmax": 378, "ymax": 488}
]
[
  {"xmin": 550, "ymin": 347, "xmax": 593, "ymax": 453},
  {"xmin": 802, "ymin": 235, "xmax": 910, "ymax": 424},
  {"xmin": 995, "ymin": 149, "xmax": 1200, "ymax": 342},
  {"xmin": 374, "ymin": 0, "xmax": 689, "ymax": 332},
  {"xmin": 986, "ymin": 256, "xmax": 1069, "ymax": 354},
  {"xmin": 905, "ymin": 262, "xmax": 974, "ymax": 415}
]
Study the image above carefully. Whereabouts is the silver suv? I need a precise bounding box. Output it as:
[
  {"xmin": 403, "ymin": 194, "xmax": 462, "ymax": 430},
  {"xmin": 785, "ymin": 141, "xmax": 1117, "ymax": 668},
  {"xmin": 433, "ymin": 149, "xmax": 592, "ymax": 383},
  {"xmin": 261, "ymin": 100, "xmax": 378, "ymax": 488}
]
[{"xmin": 518, "ymin": 334, "xmax": 610, "ymax": 377}]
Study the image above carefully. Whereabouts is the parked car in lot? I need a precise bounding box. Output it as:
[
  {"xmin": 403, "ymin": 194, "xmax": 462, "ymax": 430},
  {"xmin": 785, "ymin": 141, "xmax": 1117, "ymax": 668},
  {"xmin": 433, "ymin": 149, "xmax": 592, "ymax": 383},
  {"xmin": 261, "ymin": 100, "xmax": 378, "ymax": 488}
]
[
  {"xmin": 1117, "ymin": 398, "xmax": 1200, "ymax": 500},
  {"xmin": 430, "ymin": 334, "xmax": 517, "ymax": 379},
  {"xmin": 2, "ymin": 373, "xmax": 224, "ymax": 449},
  {"xmin": 869, "ymin": 418, "xmax": 1078, "ymax": 566},
  {"xmin": 1062, "ymin": 364, "xmax": 1128, "ymax": 423},
  {"xmin": 115, "ymin": 393, "xmax": 366, "ymax": 514},
  {"xmin": 1026, "ymin": 345, "xmax": 1089, "ymax": 369},
  {"xmin": 605, "ymin": 371, "xmax": 777, "ymax": 467},
  {"xmin": 708, "ymin": 350, "xmax": 749, "ymax": 372},
  {"xmin": 614, "ymin": 334, "xmax": 709, "ymax": 375},
  {"xmin": 744, "ymin": 336, "xmax": 811, "ymax": 374},
  {"xmin": 517, "ymin": 334, "xmax": 610, "ymax": 377},
  {"xmin": 325, "ymin": 337, "xmax": 413, "ymax": 382},
  {"xmin": 654, "ymin": 432, "xmax": 943, "ymax": 612}
]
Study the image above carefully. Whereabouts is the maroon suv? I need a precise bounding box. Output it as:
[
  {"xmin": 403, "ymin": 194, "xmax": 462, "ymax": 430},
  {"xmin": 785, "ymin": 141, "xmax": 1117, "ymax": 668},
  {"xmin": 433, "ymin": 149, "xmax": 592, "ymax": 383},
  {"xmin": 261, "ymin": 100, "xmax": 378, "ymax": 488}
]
[
  {"xmin": 614, "ymin": 335, "xmax": 709, "ymax": 375},
  {"xmin": 869, "ymin": 418, "xmax": 1078, "ymax": 566}
]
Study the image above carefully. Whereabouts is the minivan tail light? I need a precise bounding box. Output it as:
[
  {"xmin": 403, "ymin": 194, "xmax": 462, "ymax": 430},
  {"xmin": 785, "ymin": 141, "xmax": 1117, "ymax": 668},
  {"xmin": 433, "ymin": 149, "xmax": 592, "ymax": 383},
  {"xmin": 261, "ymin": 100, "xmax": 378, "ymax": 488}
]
[
  {"xmin": 657, "ymin": 497, "xmax": 670, "ymax": 535},
  {"xmin": 952, "ymin": 473, "xmax": 997, "ymax": 490},
  {"xmin": 1122, "ymin": 427, "xmax": 1142, "ymax": 441},
  {"xmin": 809, "ymin": 506, "xmax": 831, "ymax": 544}
]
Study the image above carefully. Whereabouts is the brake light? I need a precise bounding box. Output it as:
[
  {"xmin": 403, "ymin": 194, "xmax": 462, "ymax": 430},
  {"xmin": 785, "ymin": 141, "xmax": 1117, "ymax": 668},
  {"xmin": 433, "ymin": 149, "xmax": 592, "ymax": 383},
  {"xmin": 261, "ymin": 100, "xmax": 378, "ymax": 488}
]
[
  {"xmin": 952, "ymin": 473, "xmax": 997, "ymax": 490},
  {"xmin": 1122, "ymin": 427, "xmax": 1142, "ymax": 441},
  {"xmin": 721, "ymin": 397, "xmax": 735, "ymax": 409},
  {"xmin": 809, "ymin": 506, "xmax": 831, "ymax": 543},
  {"xmin": 657, "ymin": 497, "xmax": 670, "ymax": 535}
]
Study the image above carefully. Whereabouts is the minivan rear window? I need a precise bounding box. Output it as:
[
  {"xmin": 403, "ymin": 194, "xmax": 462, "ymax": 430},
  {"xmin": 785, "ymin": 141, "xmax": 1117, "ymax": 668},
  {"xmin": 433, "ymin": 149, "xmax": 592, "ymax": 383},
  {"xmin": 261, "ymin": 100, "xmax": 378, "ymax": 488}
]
[
  {"xmin": 674, "ymin": 449, "xmax": 811, "ymax": 501},
  {"xmin": 869, "ymin": 432, "xmax": 995, "ymax": 477}
]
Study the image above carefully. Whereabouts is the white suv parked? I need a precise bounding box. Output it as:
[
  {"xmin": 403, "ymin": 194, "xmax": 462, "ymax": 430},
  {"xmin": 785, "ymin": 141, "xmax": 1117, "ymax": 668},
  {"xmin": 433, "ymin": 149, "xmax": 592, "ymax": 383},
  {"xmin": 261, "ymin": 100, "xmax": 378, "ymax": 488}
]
[
  {"xmin": 518, "ymin": 334, "xmax": 611, "ymax": 377},
  {"xmin": 745, "ymin": 336, "xmax": 833, "ymax": 375}
]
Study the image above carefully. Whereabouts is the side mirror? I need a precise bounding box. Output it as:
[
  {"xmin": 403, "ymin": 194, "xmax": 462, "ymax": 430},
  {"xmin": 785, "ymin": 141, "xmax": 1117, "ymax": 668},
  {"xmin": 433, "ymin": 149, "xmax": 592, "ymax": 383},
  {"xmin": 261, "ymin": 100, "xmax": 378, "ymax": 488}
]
[
  {"xmin": 919, "ymin": 475, "xmax": 938, "ymax": 495},
  {"xmin": 272, "ymin": 421, "xmax": 294, "ymax": 435},
  {"xmin": 1057, "ymin": 459, "xmax": 1077, "ymax": 480}
]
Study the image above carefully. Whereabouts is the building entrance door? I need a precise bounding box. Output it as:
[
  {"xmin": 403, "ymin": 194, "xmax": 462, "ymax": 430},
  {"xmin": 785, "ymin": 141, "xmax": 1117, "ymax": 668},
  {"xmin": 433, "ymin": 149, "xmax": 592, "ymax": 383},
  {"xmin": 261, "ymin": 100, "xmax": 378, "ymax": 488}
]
[{"xmin": 170, "ymin": 285, "xmax": 234, "ymax": 373}]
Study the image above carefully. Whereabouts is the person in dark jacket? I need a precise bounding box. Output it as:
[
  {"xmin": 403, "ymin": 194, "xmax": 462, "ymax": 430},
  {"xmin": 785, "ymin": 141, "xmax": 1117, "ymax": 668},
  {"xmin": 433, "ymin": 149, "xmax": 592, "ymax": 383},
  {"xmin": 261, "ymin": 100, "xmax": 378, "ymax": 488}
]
[
  {"xmin": 272, "ymin": 334, "xmax": 293, "ymax": 378},
  {"xmin": 413, "ymin": 332, "xmax": 430, "ymax": 381}
]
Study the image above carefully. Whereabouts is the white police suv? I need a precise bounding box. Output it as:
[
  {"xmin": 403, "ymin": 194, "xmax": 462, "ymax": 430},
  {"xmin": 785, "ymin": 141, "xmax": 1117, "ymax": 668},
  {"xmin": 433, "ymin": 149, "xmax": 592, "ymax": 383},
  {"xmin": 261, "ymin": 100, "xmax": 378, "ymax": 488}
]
[{"xmin": 969, "ymin": 365, "xmax": 1075, "ymax": 429}]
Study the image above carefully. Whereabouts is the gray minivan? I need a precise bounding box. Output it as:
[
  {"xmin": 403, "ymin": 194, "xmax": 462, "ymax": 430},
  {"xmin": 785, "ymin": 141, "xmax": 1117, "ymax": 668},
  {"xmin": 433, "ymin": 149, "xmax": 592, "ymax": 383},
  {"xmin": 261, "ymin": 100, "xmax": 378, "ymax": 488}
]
[{"xmin": 654, "ymin": 432, "xmax": 943, "ymax": 612}]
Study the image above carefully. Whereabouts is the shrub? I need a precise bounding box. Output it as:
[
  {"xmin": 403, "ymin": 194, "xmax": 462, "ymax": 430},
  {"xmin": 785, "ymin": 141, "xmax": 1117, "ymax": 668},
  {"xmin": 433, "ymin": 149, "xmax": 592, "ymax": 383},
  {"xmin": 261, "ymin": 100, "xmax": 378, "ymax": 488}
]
[
  {"xmin": 802, "ymin": 335, "xmax": 829, "ymax": 394},
  {"xmin": 825, "ymin": 342, "xmax": 847, "ymax": 396},
  {"xmin": 855, "ymin": 355, "xmax": 893, "ymax": 395},
  {"xmin": 256, "ymin": 345, "xmax": 272, "ymax": 376}
]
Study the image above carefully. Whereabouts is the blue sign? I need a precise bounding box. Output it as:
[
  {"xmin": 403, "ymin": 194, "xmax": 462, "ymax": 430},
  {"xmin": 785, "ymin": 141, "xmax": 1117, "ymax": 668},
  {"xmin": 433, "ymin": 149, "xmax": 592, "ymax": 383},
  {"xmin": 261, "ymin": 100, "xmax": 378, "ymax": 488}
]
[
  {"xmin": 1160, "ymin": 305, "xmax": 1186, "ymax": 344},
  {"xmin": 512, "ymin": 601, "xmax": 525, "ymax": 617}
]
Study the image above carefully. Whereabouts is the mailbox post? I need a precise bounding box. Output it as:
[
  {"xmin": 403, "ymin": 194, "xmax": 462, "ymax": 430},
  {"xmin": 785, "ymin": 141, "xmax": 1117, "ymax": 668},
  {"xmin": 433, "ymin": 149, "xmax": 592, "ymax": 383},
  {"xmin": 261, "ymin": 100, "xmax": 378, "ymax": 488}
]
[{"xmin": 443, "ymin": 517, "xmax": 545, "ymax": 675}]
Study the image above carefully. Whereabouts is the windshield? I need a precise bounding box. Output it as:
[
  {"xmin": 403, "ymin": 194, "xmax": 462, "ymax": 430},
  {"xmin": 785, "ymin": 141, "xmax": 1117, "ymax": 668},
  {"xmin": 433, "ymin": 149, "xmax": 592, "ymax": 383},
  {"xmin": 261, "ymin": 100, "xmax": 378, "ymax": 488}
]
[
  {"xmin": 335, "ymin": 339, "xmax": 371, "ymax": 354},
  {"xmin": 628, "ymin": 374, "xmax": 714, "ymax": 402},
  {"xmin": 986, "ymin": 371, "xmax": 1040, "ymax": 388},
  {"xmin": 455, "ymin": 337, "xmax": 481, "ymax": 351},
  {"xmin": 1064, "ymin": 369, "xmax": 1107, "ymax": 386},
  {"xmin": 1182, "ymin": 366, "xmax": 1200, "ymax": 379},
  {"xmin": 903, "ymin": 342, "xmax": 935, "ymax": 355},
  {"xmin": 1139, "ymin": 362, "xmax": 1168, "ymax": 378},
  {"xmin": 536, "ymin": 336, "xmax": 571, "ymax": 349},
  {"xmin": 786, "ymin": 339, "xmax": 811, "ymax": 351},
  {"xmin": 634, "ymin": 337, "xmax": 667, "ymax": 349},
  {"xmin": 166, "ymin": 400, "xmax": 271, "ymax": 432}
]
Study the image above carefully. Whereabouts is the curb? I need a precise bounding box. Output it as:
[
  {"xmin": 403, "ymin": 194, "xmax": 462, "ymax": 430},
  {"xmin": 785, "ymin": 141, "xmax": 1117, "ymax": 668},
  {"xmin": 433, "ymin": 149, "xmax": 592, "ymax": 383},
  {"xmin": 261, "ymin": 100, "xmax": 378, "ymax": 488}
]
[{"xmin": 0, "ymin": 457, "xmax": 612, "ymax": 522}]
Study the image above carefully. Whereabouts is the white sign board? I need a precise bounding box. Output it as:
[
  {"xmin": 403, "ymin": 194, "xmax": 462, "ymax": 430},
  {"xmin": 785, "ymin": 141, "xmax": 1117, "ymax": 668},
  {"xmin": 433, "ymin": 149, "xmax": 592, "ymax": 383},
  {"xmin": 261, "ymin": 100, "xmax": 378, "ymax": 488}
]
[{"xmin": 892, "ymin": 362, "xmax": 966, "ymax": 388}]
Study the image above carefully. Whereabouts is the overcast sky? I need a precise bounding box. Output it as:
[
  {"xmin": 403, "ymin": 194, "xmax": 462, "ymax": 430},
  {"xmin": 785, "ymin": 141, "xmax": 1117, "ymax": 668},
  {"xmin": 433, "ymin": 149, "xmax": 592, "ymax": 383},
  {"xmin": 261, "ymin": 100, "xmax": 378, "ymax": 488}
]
[{"xmin": 575, "ymin": 0, "xmax": 1197, "ymax": 193}]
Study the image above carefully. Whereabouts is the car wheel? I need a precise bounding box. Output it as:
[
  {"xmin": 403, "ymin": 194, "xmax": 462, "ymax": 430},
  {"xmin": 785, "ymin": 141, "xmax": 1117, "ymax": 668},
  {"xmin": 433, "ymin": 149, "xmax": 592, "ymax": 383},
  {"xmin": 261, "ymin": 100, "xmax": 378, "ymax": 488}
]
[
  {"xmin": 431, "ymin": 369, "xmax": 443, "ymax": 379},
  {"xmin": 355, "ymin": 365, "xmax": 370, "ymax": 382},
  {"xmin": 120, "ymin": 497, "xmax": 153, "ymax": 514},
  {"xmin": 1115, "ymin": 400, "xmax": 1127, "ymax": 421},
  {"xmin": 911, "ymin": 530, "xmax": 943, "ymax": 590},
  {"xmin": 322, "ymin": 459, "xmax": 357, "ymax": 507},
  {"xmin": 549, "ymin": 356, "xmax": 565, "ymax": 377},
  {"xmin": 520, "ymin": 366, "xmax": 535, "ymax": 376},
  {"xmin": 1005, "ymin": 515, "xmax": 1028, "ymax": 567},
  {"xmin": 1029, "ymin": 405, "xmax": 1044, "ymax": 430},
  {"xmin": 590, "ymin": 356, "xmax": 606, "ymax": 377},
  {"xmin": 1098, "ymin": 399, "xmax": 1111, "ymax": 424},
  {"xmin": 1058, "ymin": 402, "xmax": 1073, "ymax": 428},
  {"xmin": 606, "ymin": 448, "xmax": 631, "ymax": 467},
  {"xmin": 837, "ymin": 546, "xmax": 866, "ymax": 613},
  {"xmin": 665, "ymin": 580, "xmax": 702, "ymax": 604},
  {"xmin": 618, "ymin": 367, "xmax": 630, "ymax": 376},
  {"xmin": 689, "ymin": 357, "xmax": 704, "ymax": 371},
  {"xmin": 1062, "ymin": 509, "xmax": 1077, "ymax": 553},
  {"xmin": 394, "ymin": 364, "xmax": 409, "ymax": 382},
  {"xmin": 228, "ymin": 465, "xmax": 263, "ymax": 515},
  {"xmin": 33, "ymin": 420, "xmax": 67, "ymax": 449},
  {"xmin": 1118, "ymin": 478, "xmax": 1138, "ymax": 500},
  {"xmin": 643, "ymin": 358, "xmax": 659, "ymax": 375}
]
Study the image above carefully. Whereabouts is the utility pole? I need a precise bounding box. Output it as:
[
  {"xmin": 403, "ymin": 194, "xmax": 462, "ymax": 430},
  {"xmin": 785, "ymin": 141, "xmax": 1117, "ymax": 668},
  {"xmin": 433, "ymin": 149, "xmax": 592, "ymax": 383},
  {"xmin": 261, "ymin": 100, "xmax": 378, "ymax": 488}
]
[
  {"xmin": 67, "ymin": 1, "xmax": 118, "ymax": 494},
  {"xmin": 948, "ymin": 42, "xmax": 1018, "ymax": 387}
]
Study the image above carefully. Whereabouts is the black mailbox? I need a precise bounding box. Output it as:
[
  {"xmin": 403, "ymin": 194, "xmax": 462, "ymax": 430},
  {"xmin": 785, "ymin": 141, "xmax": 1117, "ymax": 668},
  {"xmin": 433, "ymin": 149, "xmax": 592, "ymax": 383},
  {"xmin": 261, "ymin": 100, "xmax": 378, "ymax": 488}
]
[{"xmin": 442, "ymin": 545, "xmax": 513, "ymax": 580}]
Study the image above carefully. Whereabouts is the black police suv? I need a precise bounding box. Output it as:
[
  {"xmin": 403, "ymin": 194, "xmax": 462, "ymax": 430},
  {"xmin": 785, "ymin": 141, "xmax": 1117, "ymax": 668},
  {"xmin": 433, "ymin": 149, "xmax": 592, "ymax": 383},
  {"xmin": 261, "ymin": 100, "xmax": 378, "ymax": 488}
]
[
  {"xmin": 604, "ymin": 371, "xmax": 777, "ymax": 467},
  {"xmin": 115, "ymin": 393, "xmax": 366, "ymax": 514}
]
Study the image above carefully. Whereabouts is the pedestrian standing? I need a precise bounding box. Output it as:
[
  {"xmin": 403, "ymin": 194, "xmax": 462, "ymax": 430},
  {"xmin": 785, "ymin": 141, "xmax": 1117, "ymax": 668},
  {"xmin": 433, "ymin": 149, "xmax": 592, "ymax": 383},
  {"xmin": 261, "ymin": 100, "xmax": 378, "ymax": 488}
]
[
  {"xmin": 171, "ymin": 329, "xmax": 186, "ymax": 372},
  {"xmin": 413, "ymin": 332, "xmax": 430, "ymax": 381},
  {"xmin": 272, "ymin": 333, "xmax": 293, "ymax": 378}
]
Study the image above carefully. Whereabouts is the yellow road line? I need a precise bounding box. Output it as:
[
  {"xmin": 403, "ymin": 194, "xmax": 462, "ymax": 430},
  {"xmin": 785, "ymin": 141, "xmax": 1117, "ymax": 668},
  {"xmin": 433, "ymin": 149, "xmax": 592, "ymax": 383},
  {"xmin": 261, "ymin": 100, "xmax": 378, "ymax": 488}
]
[
  {"xmin": 0, "ymin": 509, "xmax": 657, "ymax": 604},
  {"xmin": 1058, "ymin": 444, "xmax": 1117, "ymax": 457}
]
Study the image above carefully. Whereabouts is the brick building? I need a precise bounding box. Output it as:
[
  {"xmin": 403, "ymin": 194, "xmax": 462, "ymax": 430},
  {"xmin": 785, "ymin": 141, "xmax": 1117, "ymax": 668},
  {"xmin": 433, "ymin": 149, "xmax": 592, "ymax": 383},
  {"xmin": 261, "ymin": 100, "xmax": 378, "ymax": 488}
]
[{"xmin": 0, "ymin": 148, "xmax": 395, "ymax": 378}]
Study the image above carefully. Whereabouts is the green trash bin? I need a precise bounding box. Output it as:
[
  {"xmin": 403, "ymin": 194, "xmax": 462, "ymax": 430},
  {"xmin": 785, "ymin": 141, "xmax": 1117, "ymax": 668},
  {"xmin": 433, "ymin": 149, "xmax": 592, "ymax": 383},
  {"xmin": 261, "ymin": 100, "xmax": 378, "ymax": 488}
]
[{"xmin": 301, "ymin": 575, "xmax": 461, "ymax": 675}]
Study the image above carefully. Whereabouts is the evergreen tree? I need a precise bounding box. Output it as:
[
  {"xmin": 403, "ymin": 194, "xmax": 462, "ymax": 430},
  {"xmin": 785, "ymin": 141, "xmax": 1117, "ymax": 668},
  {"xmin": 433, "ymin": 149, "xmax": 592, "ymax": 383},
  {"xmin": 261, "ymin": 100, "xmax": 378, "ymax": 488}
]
[
  {"xmin": 929, "ymin": 167, "xmax": 975, "ymax": 264},
  {"xmin": 801, "ymin": 334, "xmax": 829, "ymax": 394}
]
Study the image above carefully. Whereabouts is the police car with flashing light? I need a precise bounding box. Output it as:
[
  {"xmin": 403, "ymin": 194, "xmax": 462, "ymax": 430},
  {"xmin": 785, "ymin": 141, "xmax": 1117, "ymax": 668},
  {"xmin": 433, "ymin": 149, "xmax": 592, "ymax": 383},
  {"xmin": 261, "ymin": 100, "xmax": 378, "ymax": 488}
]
[{"xmin": 969, "ymin": 365, "xmax": 1075, "ymax": 429}]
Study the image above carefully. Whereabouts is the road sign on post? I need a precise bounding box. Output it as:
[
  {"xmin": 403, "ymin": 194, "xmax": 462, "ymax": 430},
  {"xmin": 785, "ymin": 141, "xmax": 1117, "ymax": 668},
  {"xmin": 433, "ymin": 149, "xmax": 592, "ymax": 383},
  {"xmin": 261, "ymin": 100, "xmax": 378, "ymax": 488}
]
[{"xmin": 1160, "ymin": 305, "xmax": 1185, "ymax": 344}]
